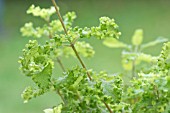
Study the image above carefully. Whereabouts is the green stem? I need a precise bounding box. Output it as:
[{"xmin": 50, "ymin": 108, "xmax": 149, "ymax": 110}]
[
  {"xmin": 132, "ymin": 45, "xmax": 138, "ymax": 78},
  {"xmin": 51, "ymin": 0, "xmax": 68, "ymax": 35},
  {"xmin": 132, "ymin": 59, "xmax": 136, "ymax": 78},
  {"xmin": 46, "ymin": 17, "xmax": 66, "ymax": 104},
  {"xmin": 71, "ymin": 44, "xmax": 92, "ymax": 80},
  {"xmin": 51, "ymin": 0, "xmax": 92, "ymax": 80},
  {"xmin": 46, "ymin": 19, "xmax": 66, "ymax": 72},
  {"xmin": 57, "ymin": 90, "xmax": 66, "ymax": 104},
  {"xmin": 103, "ymin": 101, "xmax": 113, "ymax": 113}
]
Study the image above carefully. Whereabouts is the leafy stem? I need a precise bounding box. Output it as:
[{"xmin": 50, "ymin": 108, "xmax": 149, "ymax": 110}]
[
  {"xmin": 51, "ymin": 0, "xmax": 92, "ymax": 80},
  {"xmin": 51, "ymin": 0, "xmax": 112, "ymax": 112},
  {"xmin": 46, "ymin": 16, "xmax": 67, "ymax": 104}
]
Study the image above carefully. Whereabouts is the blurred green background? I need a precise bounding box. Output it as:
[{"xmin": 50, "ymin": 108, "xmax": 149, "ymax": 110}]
[{"xmin": 0, "ymin": 0, "xmax": 170, "ymax": 113}]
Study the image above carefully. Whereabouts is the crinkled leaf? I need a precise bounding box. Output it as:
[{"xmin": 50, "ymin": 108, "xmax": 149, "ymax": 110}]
[
  {"xmin": 32, "ymin": 63, "xmax": 52, "ymax": 89},
  {"xmin": 91, "ymin": 17, "xmax": 121, "ymax": 39},
  {"xmin": 27, "ymin": 4, "xmax": 55, "ymax": 21}
]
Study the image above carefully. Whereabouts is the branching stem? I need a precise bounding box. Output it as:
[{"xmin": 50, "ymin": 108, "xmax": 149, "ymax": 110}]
[
  {"xmin": 51, "ymin": 0, "xmax": 92, "ymax": 80},
  {"xmin": 51, "ymin": 0, "xmax": 112, "ymax": 112},
  {"xmin": 46, "ymin": 17, "xmax": 66, "ymax": 102},
  {"xmin": 46, "ymin": 18, "xmax": 66, "ymax": 72}
]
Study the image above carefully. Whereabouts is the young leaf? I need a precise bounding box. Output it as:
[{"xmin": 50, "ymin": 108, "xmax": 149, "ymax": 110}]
[
  {"xmin": 132, "ymin": 29, "xmax": 143, "ymax": 46},
  {"xmin": 137, "ymin": 53, "xmax": 157, "ymax": 63},
  {"xmin": 141, "ymin": 37, "xmax": 168, "ymax": 50},
  {"xmin": 103, "ymin": 38, "xmax": 128, "ymax": 48},
  {"xmin": 27, "ymin": 4, "xmax": 55, "ymax": 21},
  {"xmin": 63, "ymin": 12, "xmax": 77, "ymax": 29},
  {"xmin": 91, "ymin": 17, "xmax": 121, "ymax": 39},
  {"xmin": 53, "ymin": 104, "xmax": 62, "ymax": 113},
  {"xmin": 43, "ymin": 108, "xmax": 53, "ymax": 113},
  {"xmin": 20, "ymin": 22, "xmax": 45, "ymax": 38}
]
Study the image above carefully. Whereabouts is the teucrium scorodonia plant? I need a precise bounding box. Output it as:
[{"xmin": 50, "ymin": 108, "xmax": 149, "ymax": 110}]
[{"xmin": 19, "ymin": 1, "xmax": 170, "ymax": 113}]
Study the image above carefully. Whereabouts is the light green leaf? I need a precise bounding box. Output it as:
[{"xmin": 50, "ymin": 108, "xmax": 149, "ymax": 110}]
[
  {"xmin": 61, "ymin": 41, "xmax": 95, "ymax": 58},
  {"xmin": 63, "ymin": 12, "xmax": 77, "ymax": 29},
  {"xmin": 122, "ymin": 61, "xmax": 133, "ymax": 71},
  {"xmin": 43, "ymin": 108, "xmax": 53, "ymax": 113},
  {"xmin": 27, "ymin": 4, "xmax": 55, "ymax": 21},
  {"xmin": 137, "ymin": 53, "xmax": 157, "ymax": 63},
  {"xmin": 72, "ymin": 76, "xmax": 83, "ymax": 88},
  {"xmin": 91, "ymin": 17, "xmax": 121, "ymax": 39},
  {"xmin": 54, "ymin": 104, "xmax": 62, "ymax": 113},
  {"xmin": 103, "ymin": 38, "xmax": 128, "ymax": 48},
  {"xmin": 141, "ymin": 37, "xmax": 168, "ymax": 50},
  {"xmin": 32, "ymin": 63, "xmax": 52, "ymax": 89},
  {"xmin": 132, "ymin": 29, "xmax": 143, "ymax": 46}
]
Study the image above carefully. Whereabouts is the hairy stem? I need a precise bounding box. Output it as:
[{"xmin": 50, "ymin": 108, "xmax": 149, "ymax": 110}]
[{"xmin": 51, "ymin": 0, "xmax": 112, "ymax": 112}]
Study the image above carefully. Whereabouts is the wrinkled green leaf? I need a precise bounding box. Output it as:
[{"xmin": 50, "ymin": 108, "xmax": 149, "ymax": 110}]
[{"xmin": 32, "ymin": 63, "xmax": 52, "ymax": 89}]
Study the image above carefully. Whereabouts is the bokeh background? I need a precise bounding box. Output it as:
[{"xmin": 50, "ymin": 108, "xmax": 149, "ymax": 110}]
[{"xmin": 0, "ymin": 0, "xmax": 170, "ymax": 113}]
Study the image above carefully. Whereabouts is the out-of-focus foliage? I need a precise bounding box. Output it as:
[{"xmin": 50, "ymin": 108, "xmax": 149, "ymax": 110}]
[{"xmin": 104, "ymin": 29, "xmax": 168, "ymax": 74}]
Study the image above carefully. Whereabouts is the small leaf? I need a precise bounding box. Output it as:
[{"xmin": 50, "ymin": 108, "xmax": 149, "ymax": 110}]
[
  {"xmin": 72, "ymin": 76, "xmax": 83, "ymax": 88},
  {"xmin": 122, "ymin": 61, "xmax": 133, "ymax": 71},
  {"xmin": 27, "ymin": 4, "xmax": 55, "ymax": 21},
  {"xmin": 43, "ymin": 108, "xmax": 54, "ymax": 113},
  {"xmin": 137, "ymin": 53, "xmax": 157, "ymax": 63},
  {"xmin": 141, "ymin": 37, "xmax": 168, "ymax": 50},
  {"xmin": 54, "ymin": 104, "xmax": 62, "ymax": 113},
  {"xmin": 132, "ymin": 29, "xmax": 143, "ymax": 46},
  {"xmin": 103, "ymin": 38, "xmax": 128, "ymax": 48}
]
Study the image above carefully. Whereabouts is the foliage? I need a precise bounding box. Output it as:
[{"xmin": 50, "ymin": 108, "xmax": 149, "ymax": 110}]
[
  {"xmin": 104, "ymin": 29, "xmax": 168, "ymax": 77},
  {"xmin": 19, "ymin": 3, "xmax": 170, "ymax": 113}
]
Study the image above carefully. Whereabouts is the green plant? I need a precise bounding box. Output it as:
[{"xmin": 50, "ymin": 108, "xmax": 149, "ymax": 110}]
[
  {"xmin": 19, "ymin": 1, "xmax": 170, "ymax": 113},
  {"xmin": 103, "ymin": 29, "xmax": 168, "ymax": 78}
]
